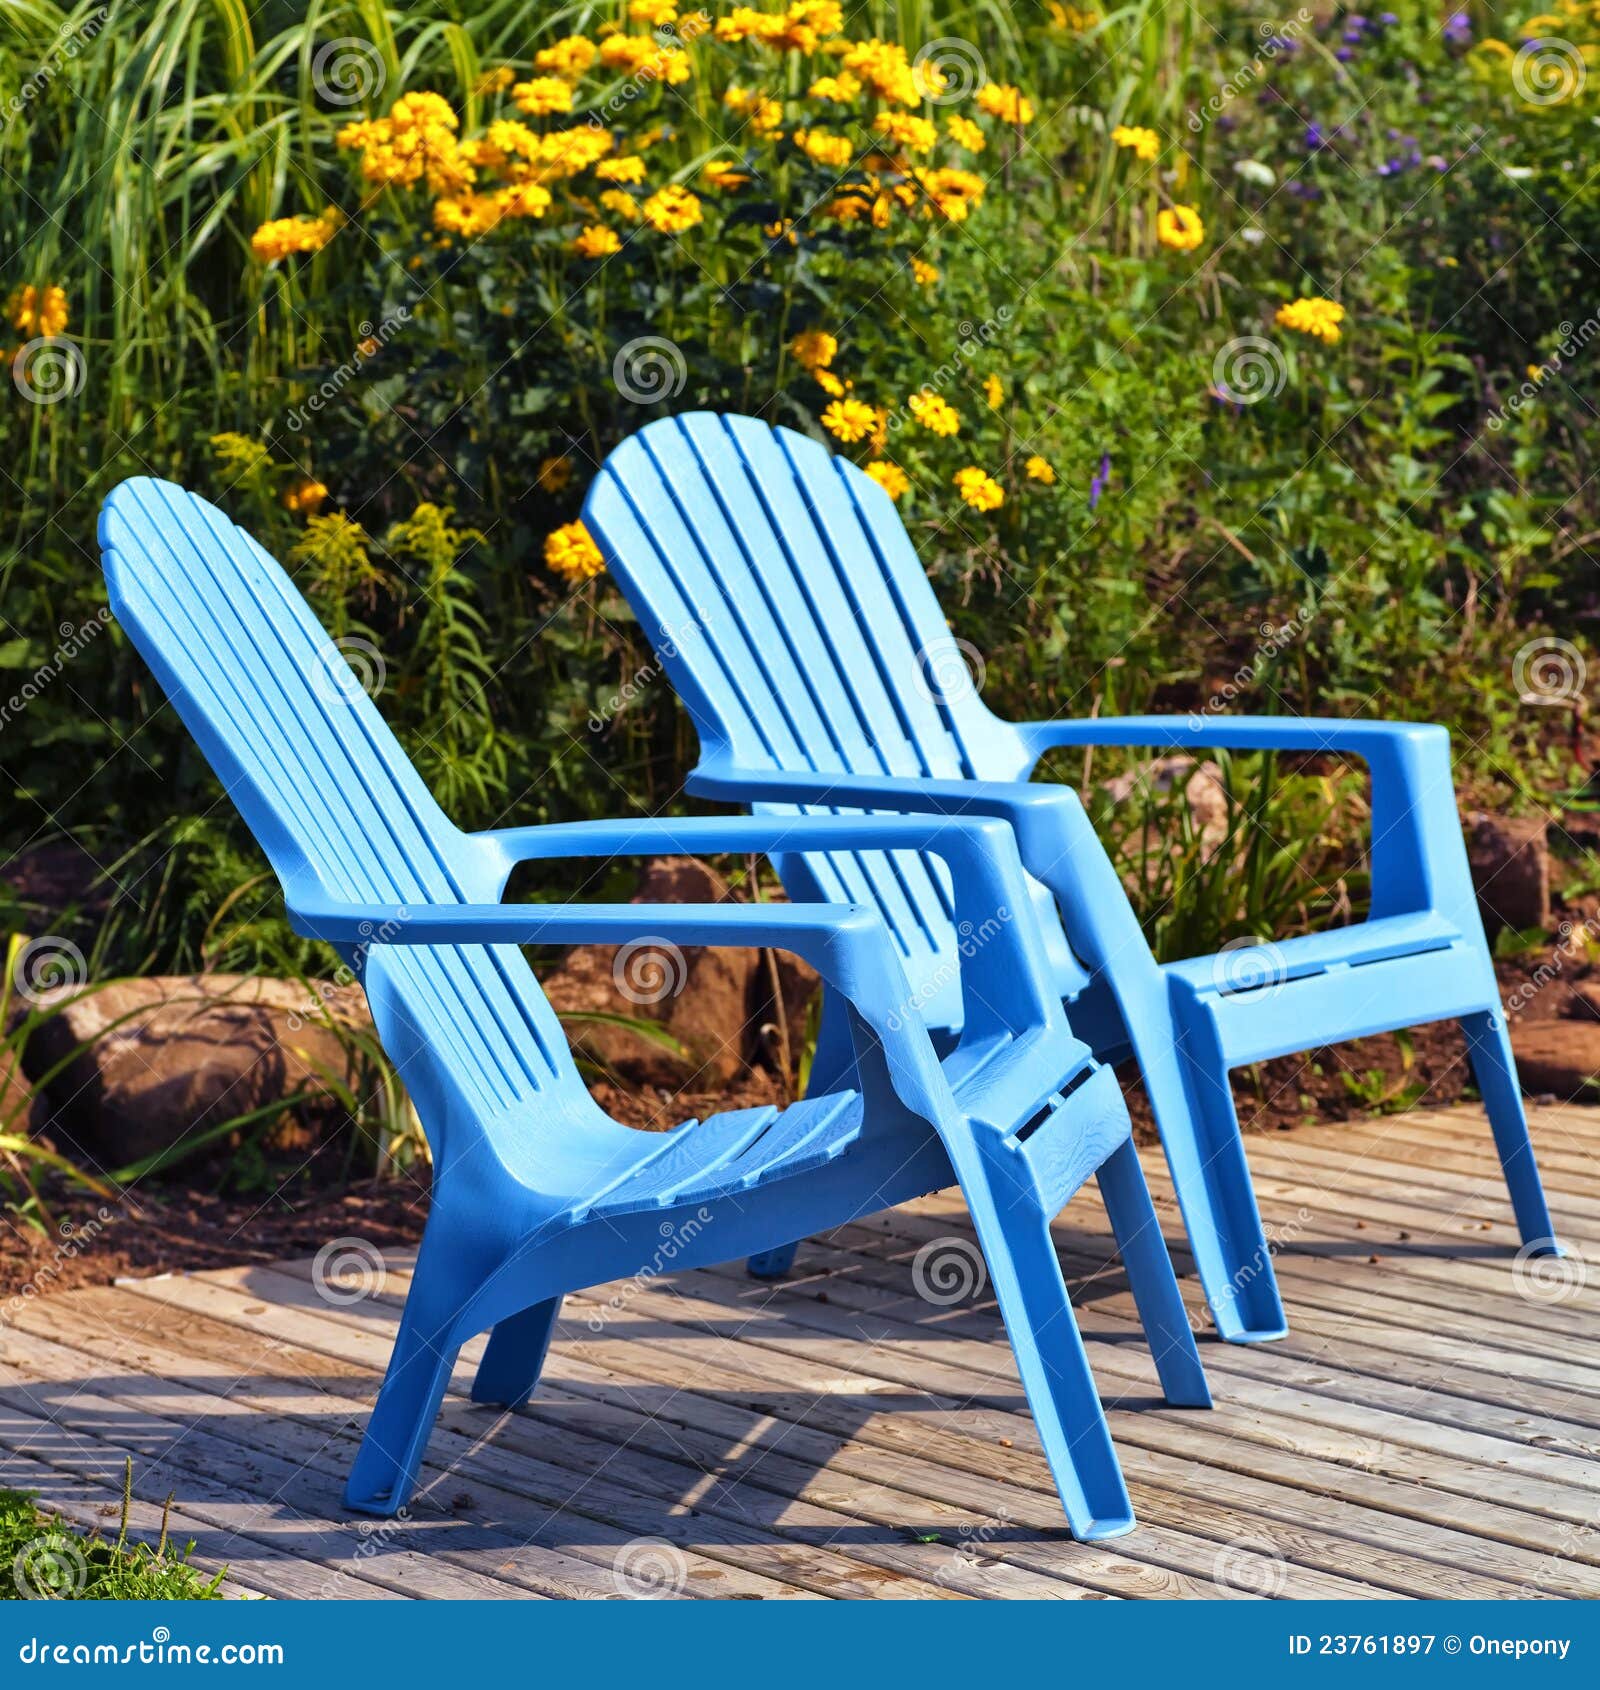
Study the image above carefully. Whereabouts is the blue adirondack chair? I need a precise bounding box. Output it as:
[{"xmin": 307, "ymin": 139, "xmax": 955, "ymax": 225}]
[
  {"xmin": 583, "ymin": 411, "xmax": 1565, "ymax": 1344},
  {"xmin": 98, "ymin": 477, "xmax": 1210, "ymax": 1540}
]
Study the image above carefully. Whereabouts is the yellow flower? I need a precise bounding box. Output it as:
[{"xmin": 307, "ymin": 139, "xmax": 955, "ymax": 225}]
[
  {"xmin": 629, "ymin": 0, "xmax": 678, "ymax": 22},
  {"xmin": 724, "ymin": 86, "xmax": 784, "ymax": 133},
  {"xmin": 954, "ymin": 466, "xmax": 1004, "ymax": 511},
  {"xmin": 535, "ymin": 36, "xmax": 597, "ymax": 80},
  {"xmin": 1024, "ymin": 456, "xmax": 1056, "ymax": 485},
  {"xmin": 1110, "ymin": 124, "xmax": 1160, "ymax": 163},
  {"xmin": 250, "ymin": 211, "xmax": 339, "ymax": 264},
  {"xmin": 701, "ymin": 158, "xmax": 751, "ymax": 190},
  {"xmin": 600, "ymin": 188, "xmax": 643, "ymax": 221},
  {"xmin": 822, "ymin": 398, "xmax": 877, "ymax": 443},
  {"xmin": 1275, "ymin": 296, "xmax": 1345, "ymax": 344},
  {"xmin": 945, "ymin": 114, "xmax": 985, "ymax": 152},
  {"xmin": 1527, "ymin": 363, "xmax": 1548, "ymax": 384},
  {"xmin": 538, "ymin": 455, "xmax": 575, "ymax": 494},
  {"xmin": 595, "ymin": 155, "xmax": 647, "ymax": 184},
  {"xmin": 976, "ymin": 84, "xmax": 1035, "ymax": 125},
  {"xmin": 911, "ymin": 257, "xmax": 939, "ymax": 286},
  {"xmin": 512, "ymin": 77, "xmax": 574, "ymax": 116},
  {"xmin": 864, "ymin": 461, "xmax": 910, "ymax": 501},
  {"xmin": 600, "ymin": 36, "xmax": 691, "ymax": 85},
  {"xmin": 5, "ymin": 283, "xmax": 68, "ymax": 338},
  {"xmin": 476, "ymin": 66, "xmax": 515, "ymax": 95},
  {"xmin": 1156, "ymin": 203, "xmax": 1204, "ymax": 252},
  {"xmin": 641, "ymin": 183, "xmax": 703, "ymax": 232},
  {"xmin": 814, "ymin": 369, "xmax": 845, "ymax": 397},
  {"xmin": 984, "ymin": 374, "xmax": 1004, "ymax": 409},
  {"xmin": 838, "ymin": 39, "xmax": 921, "ymax": 105},
  {"xmin": 282, "ymin": 477, "xmax": 330, "ymax": 515},
  {"xmin": 572, "ymin": 224, "xmax": 622, "ymax": 258},
  {"xmin": 545, "ymin": 520, "xmax": 605, "ymax": 583},
  {"xmin": 796, "ymin": 128, "xmax": 855, "ymax": 168},
  {"xmin": 808, "ymin": 72, "xmax": 861, "ymax": 102},
  {"xmin": 791, "ymin": 329, "xmax": 838, "ymax": 371},
  {"xmin": 909, "ymin": 391, "xmax": 960, "ymax": 437},
  {"xmin": 873, "ymin": 111, "xmax": 938, "ymax": 153}
]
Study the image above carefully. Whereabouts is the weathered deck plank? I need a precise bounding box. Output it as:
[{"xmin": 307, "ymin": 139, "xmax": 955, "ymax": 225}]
[{"xmin": 0, "ymin": 1104, "xmax": 1593, "ymax": 1599}]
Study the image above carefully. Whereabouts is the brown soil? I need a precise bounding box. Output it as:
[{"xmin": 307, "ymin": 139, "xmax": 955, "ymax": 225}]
[{"xmin": 1, "ymin": 950, "xmax": 1589, "ymax": 1301}]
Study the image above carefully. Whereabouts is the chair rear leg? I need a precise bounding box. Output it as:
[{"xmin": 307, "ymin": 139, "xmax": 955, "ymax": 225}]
[
  {"xmin": 344, "ymin": 1279, "xmax": 464, "ymax": 1517},
  {"xmin": 1461, "ymin": 1007, "xmax": 1564, "ymax": 1254},
  {"xmin": 1096, "ymin": 1137, "xmax": 1211, "ymax": 1408},
  {"xmin": 471, "ymin": 1295, "xmax": 563, "ymax": 1408},
  {"xmin": 1131, "ymin": 1008, "xmax": 1289, "ymax": 1344},
  {"xmin": 747, "ymin": 1242, "xmax": 801, "ymax": 1279}
]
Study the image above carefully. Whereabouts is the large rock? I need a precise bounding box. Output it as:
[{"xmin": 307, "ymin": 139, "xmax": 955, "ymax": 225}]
[
  {"xmin": 1509, "ymin": 1019, "xmax": 1600, "ymax": 1100},
  {"xmin": 1101, "ymin": 755, "xmax": 1231, "ymax": 858},
  {"xmin": 541, "ymin": 856, "xmax": 819, "ymax": 1090},
  {"xmin": 1465, "ymin": 812, "xmax": 1551, "ymax": 935},
  {"xmin": 19, "ymin": 974, "xmax": 371, "ymax": 1168}
]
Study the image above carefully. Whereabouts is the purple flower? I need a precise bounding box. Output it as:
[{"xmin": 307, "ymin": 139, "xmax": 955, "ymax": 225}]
[
  {"xmin": 1304, "ymin": 122, "xmax": 1326, "ymax": 150},
  {"xmin": 1335, "ymin": 45, "xmax": 1355, "ymax": 61},
  {"xmin": 1088, "ymin": 453, "xmax": 1111, "ymax": 511},
  {"xmin": 1444, "ymin": 11, "xmax": 1472, "ymax": 45}
]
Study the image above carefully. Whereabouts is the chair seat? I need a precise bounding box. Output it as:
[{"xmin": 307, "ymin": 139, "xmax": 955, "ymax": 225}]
[
  {"xmin": 578, "ymin": 1090, "xmax": 863, "ymax": 1222},
  {"xmin": 1162, "ymin": 910, "xmax": 1461, "ymax": 997}
]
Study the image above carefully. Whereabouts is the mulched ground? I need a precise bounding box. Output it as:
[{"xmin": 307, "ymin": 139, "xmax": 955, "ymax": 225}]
[{"xmin": 1, "ymin": 950, "xmax": 1590, "ymax": 1304}]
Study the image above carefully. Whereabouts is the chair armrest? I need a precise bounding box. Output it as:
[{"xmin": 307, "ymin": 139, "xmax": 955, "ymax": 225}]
[{"xmin": 1014, "ymin": 714, "xmax": 1449, "ymax": 760}]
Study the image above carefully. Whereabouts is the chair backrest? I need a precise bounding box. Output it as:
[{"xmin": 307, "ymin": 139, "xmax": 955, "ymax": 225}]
[
  {"xmin": 99, "ymin": 479, "xmax": 585, "ymax": 1131},
  {"xmin": 585, "ymin": 412, "xmax": 1083, "ymax": 1030}
]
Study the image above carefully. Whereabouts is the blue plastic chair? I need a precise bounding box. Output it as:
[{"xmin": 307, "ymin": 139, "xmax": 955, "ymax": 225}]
[
  {"xmin": 98, "ymin": 477, "xmax": 1210, "ymax": 1540},
  {"xmin": 583, "ymin": 411, "xmax": 1566, "ymax": 1344}
]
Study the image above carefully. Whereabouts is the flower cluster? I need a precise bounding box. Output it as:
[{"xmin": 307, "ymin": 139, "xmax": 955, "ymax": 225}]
[
  {"xmin": 5, "ymin": 283, "xmax": 68, "ymax": 339},
  {"xmin": 251, "ymin": 210, "xmax": 341, "ymax": 264},
  {"xmin": 1276, "ymin": 296, "xmax": 1345, "ymax": 344}
]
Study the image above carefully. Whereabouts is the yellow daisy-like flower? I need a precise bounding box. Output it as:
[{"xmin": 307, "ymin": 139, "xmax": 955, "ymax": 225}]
[
  {"xmin": 535, "ymin": 35, "xmax": 597, "ymax": 80},
  {"xmin": 1110, "ymin": 124, "xmax": 1160, "ymax": 163},
  {"xmin": 572, "ymin": 224, "xmax": 622, "ymax": 258},
  {"xmin": 908, "ymin": 391, "xmax": 960, "ymax": 437},
  {"xmin": 250, "ymin": 211, "xmax": 339, "ymax": 264},
  {"xmin": 910, "ymin": 257, "xmax": 939, "ymax": 286},
  {"xmin": 976, "ymin": 83, "xmax": 1035, "ymax": 125},
  {"xmin": 545, "ymin": 520, "xmax": 605, "ymax": 583},
  {"xmin": 821, "ymin": 398, "xmax": 877, "ymax": 443},
  {"xmin": 282, "ymin": 477, "xmax": 329, "ymax": 515},
  {"xmin": 538, "ymin": 455, "xmax": 575, "ymax": 494},
  {"xmin": 790, "ymin": 329, "xmax": 838, "ymax": 372},
  {"xmin": 1156, "ymin": 203, "xmax": 1205, "ymax": 252},
  {"xmin": 954, "ymin": 466, "xmax": 1004, "ymax": 511},
  {"xmin": 796, "ymin": 128, "xmax": 854, "ymax": 168},
  {"xmin": 984, "ymin": 374, "xmax": 1004, "ymax": 409},
  {"xmin": 814, "ymin": 369, "xmax": 845, "ymax": 397},
  {"xmin": 1275, "ymin": 296, "xmax": 1345, "ymax": 344},
  {"xmin": 724, "ymin": 86, "xmax": 784, "ymax": 133},
  {"xmin": 808, "ymin": 72, "xmax": 861, "ymax": 102},
  {"xmin": 629, "ymin": 0, "xmax": 678, "ymax": 22},
  {"xmin": 599, "ymin": 188, "xmax": 642, "ymax": 221},
  {"xmin": 873, "ymin": 111, "xmax": 937, "ymax": 153},
  {"xmin": 476, "ymin": 66, "xmax": 515, "ymax": 95},
  {"xmin": 701, "ymin": 158, "xmax": 751, "ymax": 190},
  {"xmin": 1024, "ymin": 456, "xmax": 1056, "ymax": 485},
  {"xmin": 945, "ymin": 114, "xmax": 985, "ymax": 152},
  {"xmin": 641, "ymin": 184, "xmax": 703, "ymax": 232},
  {"xmin": 595, "ymin": 155, "xmax": 647, "ymax": 184},
  {"xmin": 864, "ymin": 461, "xmax": 910, "ymax": 501},
  {"xmin": 6, "ymin": 283, "xmax": 69, "ymax": 338},
  {"xmin": 512, "ymin": 77, "xmax": 574, "ymax": 116}
]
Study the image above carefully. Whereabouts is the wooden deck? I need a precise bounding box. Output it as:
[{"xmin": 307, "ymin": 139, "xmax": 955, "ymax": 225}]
[{"xmin": 2, "ymin": 1103, "xmax": 1598, "ymax": 1600}]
